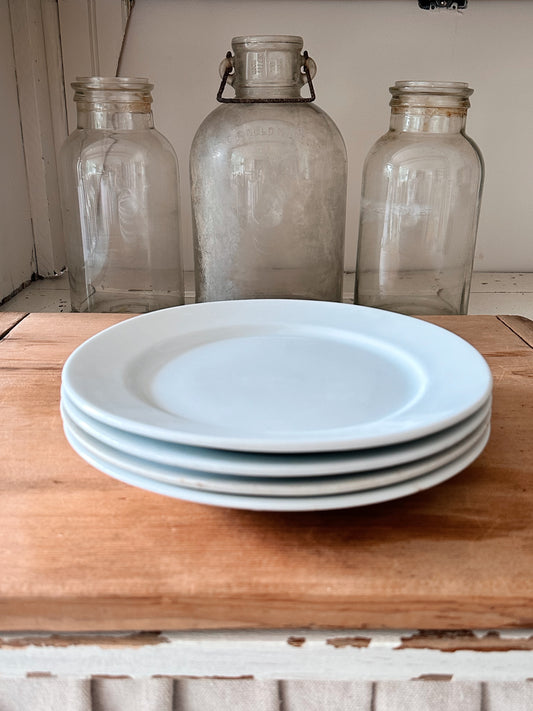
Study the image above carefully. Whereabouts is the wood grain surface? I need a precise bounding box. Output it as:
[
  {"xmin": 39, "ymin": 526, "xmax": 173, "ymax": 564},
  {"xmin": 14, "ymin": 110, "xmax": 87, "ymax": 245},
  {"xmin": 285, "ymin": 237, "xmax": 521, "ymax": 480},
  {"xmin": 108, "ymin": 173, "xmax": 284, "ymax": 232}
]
[
  {"xmin": 0, "ymin": 312, "xmax": 28, "ymax": 339},
  {"xmin": 1, "ymin": 312, "xmax": 533, "ymax": 632}
]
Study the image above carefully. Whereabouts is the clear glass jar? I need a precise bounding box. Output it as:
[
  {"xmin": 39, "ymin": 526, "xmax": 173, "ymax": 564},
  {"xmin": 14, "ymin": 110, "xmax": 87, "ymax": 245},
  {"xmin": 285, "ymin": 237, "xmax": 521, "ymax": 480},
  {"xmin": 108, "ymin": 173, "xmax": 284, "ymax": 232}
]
[
  {"xmin": 190, "ymin": 35, "xmax": 347, "ymax": 303},
  {"xmin": 59, "ymin": 77, "xmax": 184, "ymax": 313},
  {"xmin": 354, "ymin": 80, "xmax": 484, "ymax": 315}
]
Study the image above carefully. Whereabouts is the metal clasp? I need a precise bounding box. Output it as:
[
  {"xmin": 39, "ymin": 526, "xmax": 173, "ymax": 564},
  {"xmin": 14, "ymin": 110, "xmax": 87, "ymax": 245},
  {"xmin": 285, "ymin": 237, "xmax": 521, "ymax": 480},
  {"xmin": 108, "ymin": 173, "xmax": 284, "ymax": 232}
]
[
  {"xmin": 216, "ymin": 50, "xmax": 316, "ymax": 104},
  {"xmin": 418, "ymin": 1, "xmax": 467, "ymax": 8}
]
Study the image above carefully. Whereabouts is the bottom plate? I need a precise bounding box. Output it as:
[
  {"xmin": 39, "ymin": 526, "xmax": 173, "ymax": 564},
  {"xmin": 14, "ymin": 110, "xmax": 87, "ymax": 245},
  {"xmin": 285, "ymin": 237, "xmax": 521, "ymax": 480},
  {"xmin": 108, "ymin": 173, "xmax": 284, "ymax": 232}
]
[{"xmin": 63, "ymin": 421, "xmax": 490, "ymax": 512}]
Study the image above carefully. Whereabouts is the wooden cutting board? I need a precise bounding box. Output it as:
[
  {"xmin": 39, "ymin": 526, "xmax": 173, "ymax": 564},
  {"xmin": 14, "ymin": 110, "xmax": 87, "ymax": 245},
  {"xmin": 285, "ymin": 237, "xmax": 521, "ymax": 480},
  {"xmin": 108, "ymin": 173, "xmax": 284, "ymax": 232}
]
[{"xmin": 1, "ymin": 312, "xmax": 533, "ymax": 632}]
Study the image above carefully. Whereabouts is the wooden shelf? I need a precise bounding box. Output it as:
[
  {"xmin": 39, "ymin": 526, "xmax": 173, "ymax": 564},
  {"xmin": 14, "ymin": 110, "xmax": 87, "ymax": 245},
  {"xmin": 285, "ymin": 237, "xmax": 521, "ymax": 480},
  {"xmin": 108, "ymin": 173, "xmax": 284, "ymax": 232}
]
[{"xmin": 1, "ymin": 312, "xmax": 533, "ymax": 631}]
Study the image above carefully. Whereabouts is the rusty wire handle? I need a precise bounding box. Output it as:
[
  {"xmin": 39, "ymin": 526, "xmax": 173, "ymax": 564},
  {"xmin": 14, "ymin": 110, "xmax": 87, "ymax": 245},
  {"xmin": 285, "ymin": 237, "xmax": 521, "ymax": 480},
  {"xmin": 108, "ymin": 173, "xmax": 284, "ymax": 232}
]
[{"xmin": 216, "ymin": 50, "xmax": 316, "ymax": 104}]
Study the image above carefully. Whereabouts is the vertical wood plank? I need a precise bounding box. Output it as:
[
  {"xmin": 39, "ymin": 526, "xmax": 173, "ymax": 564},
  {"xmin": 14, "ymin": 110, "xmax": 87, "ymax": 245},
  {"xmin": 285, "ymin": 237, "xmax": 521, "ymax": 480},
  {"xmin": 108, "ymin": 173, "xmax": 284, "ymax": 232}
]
[
  {"xmin": 41, "ymin": 0, "xmax": 69, "ymax": 182},
  {"xmin": 374, "ymin": 681, "xmax": 482, "ymax": 711},
  {"xmin": 280, "ymin": 680, "xmax": 373, "ymax": 710},
  {"xmin": 484, "ymin": 681, "xmax": 533, "ymax": 711},
  {"xmin": 174, "ymin": 679, "xmax": 279, "ymax": 711},
  {"xmin": 0, "ymin": 677, "xmax": 91, "ymax": 710},
  {"xmin": 91, "ymin": 677, "xmax": 173, "ymax": 711},
  {"xmin": 0, "ymin": 0, "xmax": 35, "ymax": 301},
  {"xmin": 8, "ymin": 0, "xmax": 67, "ymax": 277}
]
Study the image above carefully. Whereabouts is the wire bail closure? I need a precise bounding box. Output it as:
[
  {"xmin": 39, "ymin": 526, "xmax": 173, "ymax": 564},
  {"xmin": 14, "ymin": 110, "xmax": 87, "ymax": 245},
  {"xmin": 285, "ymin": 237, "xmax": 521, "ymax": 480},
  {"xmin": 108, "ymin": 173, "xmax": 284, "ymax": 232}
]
[{"xmin": 216, "ymin": 50, "xmax": 316, "ymax": 103}]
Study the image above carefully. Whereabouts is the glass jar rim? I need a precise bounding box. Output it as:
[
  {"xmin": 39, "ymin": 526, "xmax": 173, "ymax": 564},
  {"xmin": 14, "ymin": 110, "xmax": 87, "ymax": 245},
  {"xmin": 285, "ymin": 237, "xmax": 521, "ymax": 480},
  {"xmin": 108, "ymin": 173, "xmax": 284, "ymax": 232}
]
[
  {"xmin": 231, "ymin": 35, "xmax": 304, "ymax": 47},
  {"xmin": 390, "ymin": 80, "xmax": 473, "ymax": 97},
  {"xmin": 72, "ymin": 76, "xmax": 153, "ymax": 92}
]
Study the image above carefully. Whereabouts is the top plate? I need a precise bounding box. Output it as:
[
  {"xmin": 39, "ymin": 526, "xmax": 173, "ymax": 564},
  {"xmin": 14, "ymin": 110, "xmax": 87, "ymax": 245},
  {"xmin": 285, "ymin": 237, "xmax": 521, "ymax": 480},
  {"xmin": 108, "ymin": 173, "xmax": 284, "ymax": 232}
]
[{"xmin": 62, "ymin": 300, "xmax": 492, "ymax": 453}]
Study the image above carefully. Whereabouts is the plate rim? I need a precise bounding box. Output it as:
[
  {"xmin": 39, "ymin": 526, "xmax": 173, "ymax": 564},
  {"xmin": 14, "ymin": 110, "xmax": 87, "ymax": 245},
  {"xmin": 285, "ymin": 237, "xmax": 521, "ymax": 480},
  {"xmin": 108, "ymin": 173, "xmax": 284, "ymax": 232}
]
[
  {"xmin": 61, "ymin": 388, "xmax": 492, "ymax": 477},
  {"xmin": 62, "ymin": 417, "xmax": 491, "ymax": 511},
  {"xmin": 62, "ymin": 410, "xmax": 491, "ymax": 497}
]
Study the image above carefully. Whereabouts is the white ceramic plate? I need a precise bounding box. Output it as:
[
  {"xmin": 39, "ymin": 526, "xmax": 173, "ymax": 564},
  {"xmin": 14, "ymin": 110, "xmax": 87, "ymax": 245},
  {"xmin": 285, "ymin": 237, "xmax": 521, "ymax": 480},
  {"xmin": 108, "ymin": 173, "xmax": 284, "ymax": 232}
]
[
  {"xmin": 62, "ymin": 419, "xmax": 490, "ymax": 511},
  {"xmin": 62, "ymin": 300, "xmax": 492, "ymax": 453},
  {"xmin": 61, "ymin": 389, "xmax": 492, "ymax": 477},
  {"xmin": 62, "ymin": 410, "xmax": 490, "ymax": 497}
]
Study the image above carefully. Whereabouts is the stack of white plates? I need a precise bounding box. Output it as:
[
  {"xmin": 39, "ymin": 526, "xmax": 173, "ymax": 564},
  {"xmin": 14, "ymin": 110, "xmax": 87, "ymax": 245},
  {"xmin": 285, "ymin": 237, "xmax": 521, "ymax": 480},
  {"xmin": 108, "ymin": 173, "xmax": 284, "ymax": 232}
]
[{"xmin": 60, "ymin": 300, "xmax": 492, "ymax": 512}]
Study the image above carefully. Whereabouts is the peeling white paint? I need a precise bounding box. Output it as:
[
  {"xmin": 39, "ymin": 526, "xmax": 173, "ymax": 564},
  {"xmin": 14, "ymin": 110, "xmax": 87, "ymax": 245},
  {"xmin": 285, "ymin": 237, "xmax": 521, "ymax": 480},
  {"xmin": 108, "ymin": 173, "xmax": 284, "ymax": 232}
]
[{"xmin": 1, "ymin": 630, "xmax": 533, "ymax": 680}]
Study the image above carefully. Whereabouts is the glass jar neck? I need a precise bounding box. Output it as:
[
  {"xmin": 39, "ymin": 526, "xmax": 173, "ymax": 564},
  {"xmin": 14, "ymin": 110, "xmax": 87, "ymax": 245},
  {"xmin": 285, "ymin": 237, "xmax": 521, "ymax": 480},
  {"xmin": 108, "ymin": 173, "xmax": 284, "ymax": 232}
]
[
  {"xmin": 388, "ymin": 80, "xmax": 472, "ymax": 134},
  {"xmin": 230, "ymin": 35, "xmax": 306, "ymax": 100},
  {"xmin": 389, "ymin": 108, "xmax": 467, "ymax": 134},
  {"xmin": 76, "ymin": 107, "xmax": 154, "ymax": 130},
  {"xmin": 72, "ymin": 77, "xmax": 154, "ymax": 130}
]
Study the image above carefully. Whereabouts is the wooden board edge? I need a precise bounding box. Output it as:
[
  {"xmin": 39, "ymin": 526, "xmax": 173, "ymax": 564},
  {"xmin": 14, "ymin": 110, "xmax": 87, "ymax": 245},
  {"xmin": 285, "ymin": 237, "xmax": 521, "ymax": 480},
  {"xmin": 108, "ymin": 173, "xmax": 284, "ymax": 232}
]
[
  {"xmin": 1, "ymin": 595, "xmax": 533, "ymax": 633},
  {"xmin": 497, "ymin": 315, "xmax": 533, "ymax": 349},
  {"xmin": 0, "ymin": 312, "xmax": 29, "ymax": 340}
]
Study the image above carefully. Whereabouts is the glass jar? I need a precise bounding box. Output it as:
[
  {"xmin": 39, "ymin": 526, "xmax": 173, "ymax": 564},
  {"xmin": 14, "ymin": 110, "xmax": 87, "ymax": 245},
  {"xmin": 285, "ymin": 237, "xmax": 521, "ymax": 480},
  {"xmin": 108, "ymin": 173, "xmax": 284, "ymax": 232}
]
[
  {"xmin": 59, "ymin": 77, "xmax": 184, "ymax": 313},
  {"xmin": 354, "ymin": 80, "xmax": 484, "ymax": 315},
  {"xmin": 190, "ymin": 35, "xmax": 347, "ymax": 303}
]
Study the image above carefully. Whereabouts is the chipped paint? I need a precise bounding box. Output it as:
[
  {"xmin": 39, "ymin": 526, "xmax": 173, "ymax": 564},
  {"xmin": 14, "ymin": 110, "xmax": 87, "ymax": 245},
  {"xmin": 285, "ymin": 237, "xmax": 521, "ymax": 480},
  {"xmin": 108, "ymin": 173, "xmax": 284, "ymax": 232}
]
[
  {"xmin": 177, "ymin": 675, "xmax": 255, "ymax": 680},
  {"xmin": 2, "ymin": 630, "xmax": 533, "ymax": 680},
  {"xmin": 326, "ymin": 636, "xmax": 371, "ymax": 649},
  {"xmin": 398, "ymin": 630, "xmax": 533, "ymax": 653},
  {"xmin": 0, "ymin": 631, "xmax": 169, "ymax": 649},
  {"xmin": 26, "ymin": 671, "xmax": 55, "ymax": 678},
  {"xmin": 287, "ymin": 637, "xmax": 306, "ymax": 647}
]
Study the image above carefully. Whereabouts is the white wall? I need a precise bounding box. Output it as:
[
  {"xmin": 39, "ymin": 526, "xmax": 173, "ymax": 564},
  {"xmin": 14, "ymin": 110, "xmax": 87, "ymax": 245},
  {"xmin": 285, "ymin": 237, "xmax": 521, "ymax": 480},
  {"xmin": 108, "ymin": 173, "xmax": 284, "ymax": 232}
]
[
  {"xmin": 0, "ymin": 0, "xmax": 36, "ymax": 300},
  {"xmin": 72, "ymin": 0, "xmax": 533, "ymax": 273}
]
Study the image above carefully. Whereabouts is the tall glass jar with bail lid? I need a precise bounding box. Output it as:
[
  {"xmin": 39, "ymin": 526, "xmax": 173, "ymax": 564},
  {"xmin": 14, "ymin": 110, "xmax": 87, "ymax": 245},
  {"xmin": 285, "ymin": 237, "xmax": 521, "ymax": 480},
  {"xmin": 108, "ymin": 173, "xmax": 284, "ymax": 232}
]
[
  {"xmin": 59, "ymin": 77, "xmax": 184, "ymax": 313},
  {"xmin": 190, "ymin": 35, "xmax": 347, "ymax": 302},
  {"xmin": 354, "ymin": 81, "xmax": 484, "ymax": 315}
]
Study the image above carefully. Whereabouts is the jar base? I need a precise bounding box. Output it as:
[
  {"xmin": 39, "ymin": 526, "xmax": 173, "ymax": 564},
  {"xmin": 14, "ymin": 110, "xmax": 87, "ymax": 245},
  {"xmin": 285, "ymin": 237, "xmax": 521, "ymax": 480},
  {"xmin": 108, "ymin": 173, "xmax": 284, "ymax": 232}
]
[
  {"xmin": 71, "ymin": 288, "xmax": 184, "ymax": 314},
  {"xmin": 355, "ymin": 294, "xmax": 465, "ymax": 316}
]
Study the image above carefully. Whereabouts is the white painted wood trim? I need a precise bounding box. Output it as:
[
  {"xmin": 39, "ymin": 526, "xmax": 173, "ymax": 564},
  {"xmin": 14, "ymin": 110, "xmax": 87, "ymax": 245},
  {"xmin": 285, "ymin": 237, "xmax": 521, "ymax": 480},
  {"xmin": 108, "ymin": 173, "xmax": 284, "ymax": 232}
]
[
  {"xmin": 0, "ymin": 0, "xmax": 36, "ymax": 302},
  {"xmin": 8, "ymin": 0, "xmax": 129, "ymax": 278},
  {"xmin": 8, "ymin": 0, "xmax": 67, "ymax": 277},
  {"xmin": 41, "ymin": 0, "xmax": 69, "ymax": 193},
  {"xmin": 1, "ymin": 629, "xmax": 533, "ymax": 681}
]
